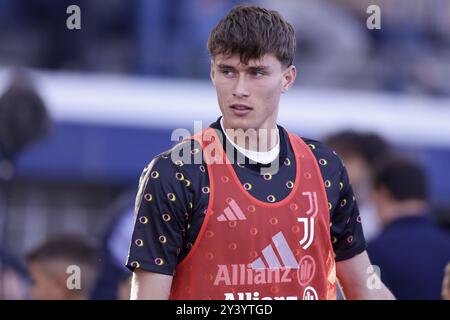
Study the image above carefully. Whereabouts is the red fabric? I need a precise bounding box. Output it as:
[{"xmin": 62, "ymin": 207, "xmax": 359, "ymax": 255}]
[{"xmin": 170, "ymin": 128, "xmax": 336, "ymax": 300}]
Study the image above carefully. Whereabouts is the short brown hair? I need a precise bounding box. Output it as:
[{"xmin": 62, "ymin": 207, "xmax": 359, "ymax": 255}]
[
  {"xmin": 207, "ymin": 5, "xmax": 296, "ymax": 67},
  {"xmin": 26, "ymin": 234, "xmax": 99, "ymax": 266}
]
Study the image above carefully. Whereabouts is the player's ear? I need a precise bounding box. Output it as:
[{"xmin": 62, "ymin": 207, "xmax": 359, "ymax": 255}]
[
  {"xmin": 210, "ymin": 59, "xmax": 216, "ymax": 86},
  {"xmin": 281, "ymin": 65, "xmax": 296, "ymax": 93}
]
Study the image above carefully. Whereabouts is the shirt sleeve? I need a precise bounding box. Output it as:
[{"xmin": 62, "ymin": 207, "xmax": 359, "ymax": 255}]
[
  {"xmin": 330, "ymin": 162, "xmax": 368, "ymax": 261},
  {"xmin": 126, "ymin": 152, "xmax": 191, "ymax": 275}
]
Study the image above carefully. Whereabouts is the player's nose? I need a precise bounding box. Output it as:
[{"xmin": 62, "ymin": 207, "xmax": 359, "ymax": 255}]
[{"xmin": 232, "ymin": 76, "xmax": 250, "ymax": 98}]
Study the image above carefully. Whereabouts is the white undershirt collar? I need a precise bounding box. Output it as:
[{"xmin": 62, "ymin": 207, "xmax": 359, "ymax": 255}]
[{"xmin": 220, "ymin": 117, "xmax": 280, "ymax": 165}]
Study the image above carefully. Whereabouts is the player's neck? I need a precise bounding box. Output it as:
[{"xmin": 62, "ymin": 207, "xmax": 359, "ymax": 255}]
[{"xmin": 220, "ymin": 117, "xmax": 279, "ymax": 153}]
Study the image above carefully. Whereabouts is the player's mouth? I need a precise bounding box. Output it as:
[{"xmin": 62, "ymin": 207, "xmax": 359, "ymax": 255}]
[{"xmin": 230, "ymin": 104, "xmax": 253, "ymax": 116}]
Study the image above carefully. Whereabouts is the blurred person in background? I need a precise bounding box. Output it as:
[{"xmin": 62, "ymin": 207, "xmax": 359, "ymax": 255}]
[
  {"xmin": 324, "ymin": 131, "xmax": 391, "ymax": 242},
  {"xmin": 0, "ymin": 69, "xmax": 51, "ymax": 300},
  {"xmin": 0, "ymin": 249, "xmax": 29, "ymax": 300},
  {"xmin": 25, "ymin": 234, "xmax": 99, "ymax": 300},
  {"xmin": 368, "ymin": 157, "xmax": 450, "ymax": 299}
]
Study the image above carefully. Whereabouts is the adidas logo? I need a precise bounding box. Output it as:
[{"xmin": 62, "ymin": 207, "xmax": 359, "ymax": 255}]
[
  {"xmin": 217, "ymin": 199, "xmax": 247, "ymax": 221},
  {"xmin": 213, "ymin": 232, "xmax": 298, "ymax": 287},
  {"xmin": 213, "ymin": 231, "xmax": 318, "ymax": 288},
  {"xmin": 251, "ymin": 232, "xmax": 299, "ymax": 269}
]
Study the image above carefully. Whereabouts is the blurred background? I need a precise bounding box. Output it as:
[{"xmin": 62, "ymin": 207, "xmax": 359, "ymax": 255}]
[{"xmin": 0, "ymin": 0, "xmax": 449, "ymax": 300}]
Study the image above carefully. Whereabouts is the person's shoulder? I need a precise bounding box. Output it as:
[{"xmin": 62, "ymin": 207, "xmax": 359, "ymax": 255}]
[
  {"xmin": 142, "ymin": 138, "xmax": 204, "ymax": 176},
  {"xmin": 138, "ymin": 136, "xmax": 207, "ymax": 190},
  {"xmin": 135, "ymin": 139, "xmax": 204, "ymax": 211}
]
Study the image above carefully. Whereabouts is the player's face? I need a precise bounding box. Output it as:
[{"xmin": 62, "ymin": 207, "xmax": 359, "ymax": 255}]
[{"xmin": 211, "ymin": 53, "xmax": 296, "ymax": 131}]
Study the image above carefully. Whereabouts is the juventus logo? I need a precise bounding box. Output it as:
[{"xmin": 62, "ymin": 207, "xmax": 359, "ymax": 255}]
[
  {"xmin": 297, "ymin": 217, "xmax": 314, "ymax": 250},
  {"xmin": 296, "ymin": 191, "xmax": 317, "ymax": 250},
  {"xmin": 302, "ymin": 192, "xmax": 318, "ymax": 217}
]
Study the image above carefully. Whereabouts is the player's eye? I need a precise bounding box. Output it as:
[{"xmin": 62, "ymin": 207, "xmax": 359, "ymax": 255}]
[
  {"xmin": 250, "ymin": 69, "xmax": 266, "ymax": 77},
  {"xmin": 221, "ymin": 69, "xmax": 234, "ymax": 77}
]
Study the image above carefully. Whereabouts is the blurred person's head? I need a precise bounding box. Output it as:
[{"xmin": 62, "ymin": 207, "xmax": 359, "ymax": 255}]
[
  {"xmin": 207, "ymin": 5, "xmax": 297, "ymax": 132},
  {"xmin": 25, "ymin": 234, "xmax": 99, "ymax": 300},
  {"xmin": 325, "ymin": 131, "xmax": 391, "ymax": 198},
  {"xmin": 0, "ymin": 69, "xmax": 52, "ymax": 161},
  {"xmin": 0, "ymin": 250, "xmax": 29, "ymax": 300},
  {"xmin": 372, "ymin": 157, "xmax": 428, "ymax": 226}
]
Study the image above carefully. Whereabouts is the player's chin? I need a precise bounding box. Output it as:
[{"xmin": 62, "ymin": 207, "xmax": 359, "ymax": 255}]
[
  {"xmin": 224, "ymin": 112, "xmax": 255, "ymax": 127},
  {"xmin": 226, "ymin": 117, "xmax": 255, "ymax": 131}
]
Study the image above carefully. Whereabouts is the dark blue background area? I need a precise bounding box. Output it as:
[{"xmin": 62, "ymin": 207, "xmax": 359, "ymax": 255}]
[{"xmin": 11, "ymin": 121, "xmax": 450, "ymax": 204}]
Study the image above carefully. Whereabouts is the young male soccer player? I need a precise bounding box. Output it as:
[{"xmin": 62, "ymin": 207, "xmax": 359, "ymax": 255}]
[{"xmin": 127, "ymin": 5, "xmax": 395, "ymax": 300}]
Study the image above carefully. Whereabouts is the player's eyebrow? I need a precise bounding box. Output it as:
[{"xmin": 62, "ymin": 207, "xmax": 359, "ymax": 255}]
[
  {"xmin": 217, "ymin": 64, "xmax": 270, "ymax": 71},
  {"xmin": 217, "ymin": 63, "xmax": 235, "ymax": 70},
  {"xmin": 247, "ymin": 65, "xmax": 270, "ymax": 72}
]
